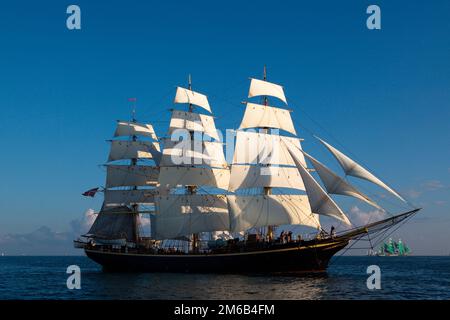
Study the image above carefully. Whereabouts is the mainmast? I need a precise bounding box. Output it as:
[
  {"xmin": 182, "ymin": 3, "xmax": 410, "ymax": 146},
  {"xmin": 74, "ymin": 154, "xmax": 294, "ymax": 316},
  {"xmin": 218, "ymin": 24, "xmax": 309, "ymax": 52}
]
[
  {"xmin": 186, "ymin": 75, "xmax": 199, "ymax": 252},
  {"xmin": 152, "ymin": 76, "xmax": 230, "ymax": 244},
  {"xmin": 262, "ymin": 66, "xmax": 274, "ymax": 241},
  {"xmin": 130, "ymin": 98, "xmax": 140, "ymax": 244}
]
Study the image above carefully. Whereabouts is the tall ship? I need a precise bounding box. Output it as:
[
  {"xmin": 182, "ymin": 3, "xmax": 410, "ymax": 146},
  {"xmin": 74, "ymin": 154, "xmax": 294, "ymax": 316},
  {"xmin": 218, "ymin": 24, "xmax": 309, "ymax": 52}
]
[
  {"xmin": 74, "ymin": 69, "xmax": 420, "ymax": 273},
  {"xmin": 373, "ymin": 238, "xmax": 411, "ymax": 256}
]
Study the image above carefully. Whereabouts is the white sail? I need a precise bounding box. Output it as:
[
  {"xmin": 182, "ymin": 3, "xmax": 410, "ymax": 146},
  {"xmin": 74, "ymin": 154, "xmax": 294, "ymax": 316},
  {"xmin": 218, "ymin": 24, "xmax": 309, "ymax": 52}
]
[
  {"xmin": 316, "ymin": 137, "xmax": 406, "ymax": 202},
  {"xmin": 114, "ymin": 121, "xmax": 158, "ymax": 141},
  {"xmin": 228, "ymin": 165, "xmax": 305, "ymax": 191},
  {"xmin": 160, "ymin": 138, "xmax": 227, "ymax": 168},
  {"xmin": 168, "ymin": 110, "xmax": 220, "ymax": 141},
  {"xmin": 104, "ymin": 189, "xmax": 156, "ymax": 206},
  {"xmin": 227, "ymin": 194, "xmax": 320, "ymax": 232},
  {"xmin": 106, "ymin": 165, "xmax": 159, "ymax": 188},
  {"xmin": 239, "ymin": 102, "xmax": 296, "ymax": 135},
  {"xmin": 284, "ymin": 140, "xmax": 351, "ymax": 226},
  {"xmin": 151, "ymin": 194, "xmax": 229, "ymax": 240},
  {"xmin": 301, "ymin": 151, "xmax": 382, "ymax": 210},
  {"xmin": 108, "ymin": 140, "xmax": 161, "ymax": 162},
  {"xmin": 281, "ymin": 136, "xmax": 307, "ymax": 167},
  {"xmin": 87, "ymin": 206, "xmax": 135, "ymax": 241},
  {"xmin": 232, "ymin": 131, "xmax": 304, "ymax": 166},
  {"xmin": 248, "ymin": 78, "xmax": 287, "ymax": 104},
  {"xmin": 174, "ymin": 87, "xmax": 211, "ymax": 113},
  {"xmin": 159, "ymin": 166, "xmax": 230, "ymax": 190}
]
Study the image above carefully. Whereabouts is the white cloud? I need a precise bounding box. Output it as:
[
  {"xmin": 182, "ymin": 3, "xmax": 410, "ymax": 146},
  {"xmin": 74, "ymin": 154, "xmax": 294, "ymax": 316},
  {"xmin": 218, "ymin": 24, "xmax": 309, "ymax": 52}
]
[
  {"xmin": 0, "ymin": 226, "xmax": 77, "ymax": 255},
  {"xmin": 348, "ymin": 206, "xmax": 387, "ymax": 227},
  {"xmin": 422, "ymin": 180, "xmax": 445, "ymax": 191},
  {"xmin": 69, "ymin": 208, "xmax": 96, "ymax": 235},
  {"xmin": 0, "ymin": 209, "xmax": 98, "ymax": 255},
  {"xmin": 406, "ymin": 189, "xmax": 422, "ymax": 199}
]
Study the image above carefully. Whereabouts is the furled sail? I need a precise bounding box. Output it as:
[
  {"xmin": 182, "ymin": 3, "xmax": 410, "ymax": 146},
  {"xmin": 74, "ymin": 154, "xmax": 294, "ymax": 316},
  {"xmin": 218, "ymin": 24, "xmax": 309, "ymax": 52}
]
[
  {"xmin": 104, "ymin": 189, "xmax": 156, "ymax": 207},
  {"xmin": 114, "ymin": 121, "xmax": 158, "ymax": 141},
  {"xmin": 105, "ymin": 165, "xmax": 159, "ymax": 188},
  {"xmin": 151, "ymin": 194, "xmax": 229, "ymax": 240},
  {"xmin": 228, "ymin": 165, "xmax": 305, "ymax": 191},
  {"xmin": 316, "ymin": 137, "xmax": 406, "ymax": 202},
  {"xmin": 108, "ymin": 140, "xmax": 161, "ymax": 162},
  {"xmin": 227, "ymin": 194, "xmax": 320, "ymax": 232},
  {"xmin": 300, "ymin": 151, "xmax": 383, "ymax": 210},
  {"xmin": 174, "ymin": 87, "xmax": 211, "ymax": 113},
  {"xmin": 284, "ymin": 140, "xmax": 352, "ymax": 226},
  {"xmin": 239, "ymin": 103, "xmax": 296, "ymax": 135},
  {"xmin": 87, "ymin": 206, "xmax": 135, "ymax": 241},
  {"xmin": 168, "ymin": 110, "xmax": 220, "ymax": 141},
  {"xmin": 248, "ymin": 78, "xmax": 287, "ymax": 104}
]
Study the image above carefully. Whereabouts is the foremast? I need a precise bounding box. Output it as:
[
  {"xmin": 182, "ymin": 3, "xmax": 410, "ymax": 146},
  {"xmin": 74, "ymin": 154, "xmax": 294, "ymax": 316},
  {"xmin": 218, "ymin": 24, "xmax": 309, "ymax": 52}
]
[{"xmin": 227, "ymin": 67, "xmax": 325, "ymax": 235}]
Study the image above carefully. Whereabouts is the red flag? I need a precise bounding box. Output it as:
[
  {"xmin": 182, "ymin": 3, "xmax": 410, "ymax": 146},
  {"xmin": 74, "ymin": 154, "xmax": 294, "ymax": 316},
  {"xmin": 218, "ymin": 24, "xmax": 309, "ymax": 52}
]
[
  {"xmin": 82, "ymin": 187, "xmax": 99, "ymax": 197},
  {"xmin": 128, "ymin": 97, "xmax": 137, "ymax": 102}
]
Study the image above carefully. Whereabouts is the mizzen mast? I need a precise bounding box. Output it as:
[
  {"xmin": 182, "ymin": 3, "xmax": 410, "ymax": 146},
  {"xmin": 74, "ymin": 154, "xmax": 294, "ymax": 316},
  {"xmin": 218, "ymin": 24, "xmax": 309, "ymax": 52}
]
[
  {"xmin": 262, "ymin": 66, "xmax": 274, "ymax": 241},
  {"xmin": 87, "ymin": 99, "xmax": 161, "ymax": 243}
]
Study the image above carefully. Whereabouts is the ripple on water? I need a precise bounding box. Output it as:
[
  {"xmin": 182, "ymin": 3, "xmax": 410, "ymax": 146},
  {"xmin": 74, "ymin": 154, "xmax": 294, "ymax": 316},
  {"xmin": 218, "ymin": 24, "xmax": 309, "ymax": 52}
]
[{"xmin": 0, "ymin": 256, "xmax": 449, "ymax": 299}]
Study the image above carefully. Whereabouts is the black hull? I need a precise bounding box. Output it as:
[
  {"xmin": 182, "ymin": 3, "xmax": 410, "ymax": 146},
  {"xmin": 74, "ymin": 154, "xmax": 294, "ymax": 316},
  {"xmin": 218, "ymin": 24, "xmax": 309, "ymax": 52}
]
[{"xmin": 85, "ymin": 239, "xmax": 348, "ymax": 274}]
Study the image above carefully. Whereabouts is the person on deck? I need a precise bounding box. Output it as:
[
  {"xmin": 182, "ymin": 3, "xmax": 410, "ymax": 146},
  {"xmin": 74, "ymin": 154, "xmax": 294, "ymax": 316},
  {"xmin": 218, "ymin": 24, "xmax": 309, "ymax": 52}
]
[
  {"xmin": 287, "ymin": 231, "xmax": 293, "ymax": 243},
  {"xmin": 330, "ymin": 226, "xmax": 336, "ymax": 239}
]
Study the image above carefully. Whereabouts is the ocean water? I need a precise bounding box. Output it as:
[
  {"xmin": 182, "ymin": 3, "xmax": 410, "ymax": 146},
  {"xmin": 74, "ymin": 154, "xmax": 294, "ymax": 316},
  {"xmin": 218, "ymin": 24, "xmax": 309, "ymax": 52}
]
[{"xmin": 0, "ymin": 256, "xmax": 449, "ymax": 300}]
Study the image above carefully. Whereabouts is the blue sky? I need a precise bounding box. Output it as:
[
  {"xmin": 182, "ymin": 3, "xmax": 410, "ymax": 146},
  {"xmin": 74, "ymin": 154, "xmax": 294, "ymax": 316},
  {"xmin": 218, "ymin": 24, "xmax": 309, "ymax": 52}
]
[{"xmin": 0, "ymin": 0, "xmax": 449, "ymax": 254}]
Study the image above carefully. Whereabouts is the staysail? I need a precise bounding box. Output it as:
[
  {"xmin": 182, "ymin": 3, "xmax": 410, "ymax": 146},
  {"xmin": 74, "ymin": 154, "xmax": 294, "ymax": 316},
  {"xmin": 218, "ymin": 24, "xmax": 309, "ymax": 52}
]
[
  {"xmin": 316, "ymin": 137, "xmax": 406, "ymax": 202},
  {"xmin": 300, "ymin": 150, "xmax": 383, "ymax": 210},
  {"xmin": 284, "ymin": 140, "xmax": 352, "ymax": 226}
]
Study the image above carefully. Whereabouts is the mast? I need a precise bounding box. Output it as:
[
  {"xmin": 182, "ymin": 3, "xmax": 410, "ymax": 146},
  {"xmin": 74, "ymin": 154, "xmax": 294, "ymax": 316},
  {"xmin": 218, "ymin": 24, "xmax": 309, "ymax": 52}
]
[
  {"xmin": 130, "ymin": 97, "xmax": 139, "ymax": 244},
  {"xmin": 186, "ymin": 75, "xmax": 201, "ymax": 252},
  {"xmin": 262, "ymin": 66, "xmax": 274, "ymax": 241},
  {"xmin": 153, "ymin": 77, "xmax": 230, "ymax": 241},
  {"xmin": 228, "ymin": 69, "xmax": 324, "ymax": 234},
  {"xmin": 88, "ymin": 99, "xmax": 161, "ymax": 243}
]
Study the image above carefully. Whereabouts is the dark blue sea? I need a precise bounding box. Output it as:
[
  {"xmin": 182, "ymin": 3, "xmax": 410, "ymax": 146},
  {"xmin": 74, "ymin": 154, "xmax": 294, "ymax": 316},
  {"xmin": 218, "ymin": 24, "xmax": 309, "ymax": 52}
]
[{"xmin": 0, "ymin": 256, "xmax": 448, "ymax": 300}]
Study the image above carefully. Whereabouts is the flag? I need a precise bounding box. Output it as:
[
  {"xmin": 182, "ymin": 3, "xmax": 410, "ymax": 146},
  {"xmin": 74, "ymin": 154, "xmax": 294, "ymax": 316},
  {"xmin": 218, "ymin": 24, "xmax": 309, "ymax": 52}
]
[
  {"xmin": 128, "ymin": 97, "xmax": 137, "ymax": 102},
  {"xmin": 82, "ymin": 187, "xmax": 99, "ymax": 197}
]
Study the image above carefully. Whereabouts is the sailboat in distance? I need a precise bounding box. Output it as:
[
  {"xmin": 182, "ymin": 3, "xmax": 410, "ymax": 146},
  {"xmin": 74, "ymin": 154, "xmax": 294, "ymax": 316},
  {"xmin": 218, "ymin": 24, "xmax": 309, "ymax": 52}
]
[{"xmin": 74, "ymin": 70, "xmax": 420, "ymax": 273}]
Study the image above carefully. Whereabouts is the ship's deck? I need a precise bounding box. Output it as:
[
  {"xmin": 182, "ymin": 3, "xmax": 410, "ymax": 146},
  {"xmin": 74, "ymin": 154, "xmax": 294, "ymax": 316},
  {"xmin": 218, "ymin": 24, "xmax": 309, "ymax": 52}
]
[{"xmin": 78, "ymin": 236, "xmax": 343, "ymax": 256}]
